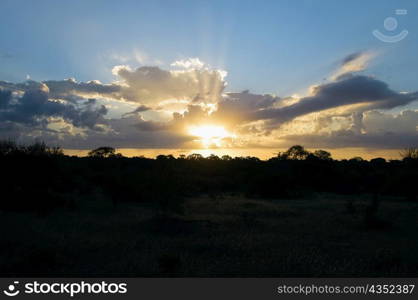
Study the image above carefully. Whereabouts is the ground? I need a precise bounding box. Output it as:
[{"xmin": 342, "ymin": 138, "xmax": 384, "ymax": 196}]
[{"xmin": 1, "ymin": 194, "xmax": 418, "ymax": 277}]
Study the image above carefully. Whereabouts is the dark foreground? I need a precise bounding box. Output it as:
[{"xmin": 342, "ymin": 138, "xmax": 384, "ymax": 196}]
[
  {"xmin": 1, "ymin": 194, "xmax": 418, "ymax": 277},
  {"xmin": 1, "ymin": 142, "xmax": 418, "ymax": 276}
]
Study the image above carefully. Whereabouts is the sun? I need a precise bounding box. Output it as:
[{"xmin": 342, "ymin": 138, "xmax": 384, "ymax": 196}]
[{"xmin": 188, "ymin": 125, "xmax": 233, "ymax": 147}]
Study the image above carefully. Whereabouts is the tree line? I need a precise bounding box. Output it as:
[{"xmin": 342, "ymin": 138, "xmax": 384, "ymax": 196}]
[{"xmin": 0, "ymin": 140, "xmax": 417, "ymax": 214}]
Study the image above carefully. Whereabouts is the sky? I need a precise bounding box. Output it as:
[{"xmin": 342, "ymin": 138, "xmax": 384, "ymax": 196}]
[{"xmin": 0, "ymin": 0, "xmax": 417, "ymax": 158}]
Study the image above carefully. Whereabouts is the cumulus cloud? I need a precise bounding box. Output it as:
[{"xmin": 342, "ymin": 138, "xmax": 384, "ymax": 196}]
[
  {"xmin": 363, "ymin": 110, "xmax": 418, "ymax": 134},
  {"xmin": 2, "ymin": 59, "xmax": 227, "ymax": 109},
  {"xmin": 171, "ymin": 58, "xmax": 205, "ymax": 69},
  {"xmin": 112, "ymin": 65, "xmax": 226, "ymax": 104},
  {"xmin": 268, "ymin": 109, "xmax": 418, "ymax": 149}
]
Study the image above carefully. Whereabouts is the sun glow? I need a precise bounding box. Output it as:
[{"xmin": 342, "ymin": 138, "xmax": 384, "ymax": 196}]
[{"xmin": 188, "ymin": 125, "xmax": 233, "ymax": 147}]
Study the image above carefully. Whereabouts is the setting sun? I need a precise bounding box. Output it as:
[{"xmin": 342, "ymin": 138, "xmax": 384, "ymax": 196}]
[{"xmin": 188, "ymin": 125, "xmax": 233, "ymax": 147}]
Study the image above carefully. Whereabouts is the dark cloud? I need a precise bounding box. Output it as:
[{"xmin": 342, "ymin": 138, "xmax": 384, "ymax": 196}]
[
  {"xmin": 342, "ymin": 52, "xmax": 363, "ymax": 65},
  {"xmin": 0, "ymin": 89, "xmax": 12, "ymax": 109},
  {"xmin": 66, "ymin": 116, "xmax": 192, "ymax": 149},
  {"xmin": 135, "ymin": 119, "xmax": 169, "ymax": 131},
  {"xmin": 252, "ymin": 74, "xmax": 418, "ymax": 126},
  {"xmin": 334, "ymin": 51, "xmax": 373, "ymax": 79},
  {"xmin": 122, "ymin": 105, "xmax": 151, "ymax": 117},
  {"xmin": 0, "ymin": 82, "xmax": 109, "ymax": 132},
  {"xmin": 212, "ymin": 91, "xmax": 279, "ymax": 126},
  {"xmin": 283, "ymin": 130, "xmax": 418, "ymax": 149},
  {"xmin": 0, "ymin": 80, "xmax": 47, "ymax": 92},
  {"xmin": 43, "ymin": 78, "xmax": 121, "ymax": 100}
]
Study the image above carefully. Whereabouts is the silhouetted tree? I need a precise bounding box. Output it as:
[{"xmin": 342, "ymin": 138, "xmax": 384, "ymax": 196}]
[
  {"xmin": 187, "ymin": 153, "xmax": 204, "ymax": 160},
  {"xmin": 0, "ymin": 140, "xmax": 18, "ymax": 156},
  {"xmin": 88, "ymin": 146, "xmax": 121, "ymax": 158},
  {"xmin": 221, "ymin": 155, "xmax": 232, "ymax": 161},
  {"xmin": 349, "ymin": 156, "xmax": 364, "ymax": 162},
  {"xmin": 370, "ymin": 157, "xmax": 386, "ymax": 164},
  {"xmin": 285, "ymin": 145, "xmax": 309, "ymax": 160},
  {"xmin": 208, "ymin": 154, "xmax": 220, "ymax": 161},
  {"xmin": 0, "ymin": 140, "xmax": 64, "ymax": 157},
  {"xmin": 400, "ymin": 147, "xmax": 418, "ymax": 160},
  {"xmin": 313, "ymin": 149, "xmax": 332, "ymax": 160},
  {"xmin": 156, "ymin": 154, "xmax": 175, "ymax": 160},
  {"xmin": 274, "ymin": 151, "xmax": 289, "ymax": 160},
  {"xmin": 2, "ymin": 139, "xmax": 418, "ymax": 216}
]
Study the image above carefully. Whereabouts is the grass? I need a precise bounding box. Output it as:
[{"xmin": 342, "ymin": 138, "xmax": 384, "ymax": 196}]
[{"xmin": 1, "ymin": 194, "xmax": 418, "ymax": 277}]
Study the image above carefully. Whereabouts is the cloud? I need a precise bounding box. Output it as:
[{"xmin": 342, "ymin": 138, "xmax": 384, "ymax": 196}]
[
  {"xmin": 112, "ymin": 65, "xmax": 227, "ymax": 105},
  {"xmin": 0, "ymin": 89, "xmax": 12, "ymax": 109},
  {"xmin": 252, "ymin": 74, "xmax": 418, "ymax": 128},
  {"xmin": 333, "ymin": 51, "xmax": 375, "ymax": 79},
  {"xmin": 62, "ymin": 115, "xmax": 192, "ymax": 149},
  {"xmin": 0, "ymin": 81, "xmax": 109, "ymax": 135},
  {"xmin": 0, "ymin": 59, "xmax": 228, "ymax": 148},
  {"xmin": 271, "ymin": 110, "xmax": 418, "ymax": 149},
  {"xmin": 122, "ymin": 105, "xmax": 151, "ymax": 117},
  {"xmin": 282, "ymin": 129, "xmax": 418, "ymax": 149},
  {"xmin": 171, "ymin": 58, "xmax": 205, "ymax": 69},
  {"xmin": 2, "ymin": 59, "xmax": 227, "ymax": 108},
  {"xmin": 283, "ymin": 131, "xmax": 418, "ymax": 149},
  {"xmin": 363, "ymin": 110, "xmax": 418, "ymax": 134},
  {"xmin": 212, "ymin": 90, "xmax": 280, "ymax": 127},
  {"xmin": 43, "ymin": 78, "xmax": 121, "ymax": 100},
  {"xmin": 0, "ymin": 52, "xmax": 417, "ymax": 151}
]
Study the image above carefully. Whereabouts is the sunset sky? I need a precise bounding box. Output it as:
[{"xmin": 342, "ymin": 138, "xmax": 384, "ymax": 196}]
[{"xmin": 0, "ymin": 0, "xmax": 417, "ymax": 159}]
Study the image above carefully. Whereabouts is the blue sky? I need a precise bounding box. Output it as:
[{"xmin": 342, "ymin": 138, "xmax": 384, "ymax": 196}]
[
  {"xmin": 1, "ymin": 0, "xmax": 417, "ymax": 94},
  {"xmin": 0, "ymin": 0, "xmax": 417, "ymax": 155}
]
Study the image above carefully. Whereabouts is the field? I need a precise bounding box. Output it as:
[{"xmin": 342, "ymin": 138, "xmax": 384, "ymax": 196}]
[{"xmin": 2, "ymin": 194, "xmax": 418, "ymax": 277}]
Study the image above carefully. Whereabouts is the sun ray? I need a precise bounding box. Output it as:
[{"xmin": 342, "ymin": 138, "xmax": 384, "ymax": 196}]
[{"xmin": 188, "ymin": 125, "xmax": 233, "ymax": 148}]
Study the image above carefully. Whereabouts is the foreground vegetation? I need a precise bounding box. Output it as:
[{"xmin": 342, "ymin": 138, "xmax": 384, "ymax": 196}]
[
  {"xmin": 1, "ymin": 195, "xmax": 418, "ymax": 276},
  {"xmin": 0, "ymin": 141, "xmax": 417, "ymax": 276}
]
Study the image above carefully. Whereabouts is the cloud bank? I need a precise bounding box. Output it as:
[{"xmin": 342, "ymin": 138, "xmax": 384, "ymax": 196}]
[{"xmin": 0, "ymin": 52, "xmax": 417, "ymax": 151}]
